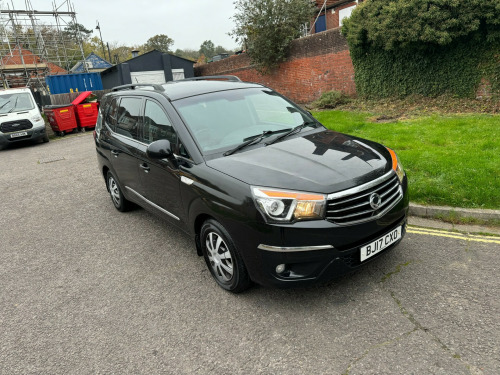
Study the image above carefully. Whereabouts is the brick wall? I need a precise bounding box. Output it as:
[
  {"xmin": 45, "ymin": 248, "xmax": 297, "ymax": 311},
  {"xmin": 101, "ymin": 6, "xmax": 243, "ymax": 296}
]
[{"xmin": 194, "ymin": 28, "xmax": 356, "ymax": 103}]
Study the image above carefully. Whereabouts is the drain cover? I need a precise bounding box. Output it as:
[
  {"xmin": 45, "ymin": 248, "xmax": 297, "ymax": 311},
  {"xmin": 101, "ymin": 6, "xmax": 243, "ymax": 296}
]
[{"xmin": 38, "ymin": 156, "xmax": 65, "ymax": 164}]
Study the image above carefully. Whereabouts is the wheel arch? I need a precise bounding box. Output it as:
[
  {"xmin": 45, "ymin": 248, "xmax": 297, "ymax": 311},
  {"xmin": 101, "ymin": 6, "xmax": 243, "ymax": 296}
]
[
  {"xmin": 102, "ymin": 165, "xmax": 110, "ymax": 190},
  {"xmin": 193, "ymin": 213, "xmax": 216, "ymax": 256}
]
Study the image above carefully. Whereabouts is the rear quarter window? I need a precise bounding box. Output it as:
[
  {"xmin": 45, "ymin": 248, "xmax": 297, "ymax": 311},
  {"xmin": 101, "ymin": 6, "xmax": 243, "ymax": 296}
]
[{"xmin": 116, "ymin": 97, "xmax": 142, "ymax": 141}]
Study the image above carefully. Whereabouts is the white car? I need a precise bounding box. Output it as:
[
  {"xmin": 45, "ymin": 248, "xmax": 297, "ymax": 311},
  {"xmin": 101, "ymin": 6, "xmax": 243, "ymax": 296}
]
[{"xmin": 0, "ymin": 87, "xmax": 48, "ymax": 150}]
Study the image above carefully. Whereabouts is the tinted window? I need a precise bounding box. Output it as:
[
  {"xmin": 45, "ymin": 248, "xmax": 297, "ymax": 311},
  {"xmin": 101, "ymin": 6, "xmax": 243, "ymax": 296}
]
[
  {"xmin": 116, "ymin": 97, "xmax": 142, "ymax": 140},
  {"xmin": 142, "ymin": 100, "xmax": 177, "ymax": 145},
  {"xmin": 105, "ymin": 97, "xmax": 119, "ymax": 131}
]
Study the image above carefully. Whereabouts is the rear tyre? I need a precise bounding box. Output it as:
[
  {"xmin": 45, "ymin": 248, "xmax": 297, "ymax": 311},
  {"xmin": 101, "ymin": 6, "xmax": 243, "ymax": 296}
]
[
  {"xmin": 201, "ymin": 219, "xmax": 251, "ymax": 293},
  {"xmin": 106, "ymin": 171, "xmax": 131, "ymax": 212}
]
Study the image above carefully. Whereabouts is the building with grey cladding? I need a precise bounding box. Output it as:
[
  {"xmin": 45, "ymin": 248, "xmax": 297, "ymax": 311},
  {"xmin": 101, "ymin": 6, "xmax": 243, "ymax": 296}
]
[{"xmin": 100, "ymin": 50, "xmax": 195, "ymax": 89}]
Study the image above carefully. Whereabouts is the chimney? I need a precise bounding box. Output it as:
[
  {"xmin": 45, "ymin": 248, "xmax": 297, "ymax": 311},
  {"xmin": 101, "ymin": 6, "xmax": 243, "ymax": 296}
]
[{"xmin": 131, "ymin": 49, "xmax": 139, "ymax": 58}]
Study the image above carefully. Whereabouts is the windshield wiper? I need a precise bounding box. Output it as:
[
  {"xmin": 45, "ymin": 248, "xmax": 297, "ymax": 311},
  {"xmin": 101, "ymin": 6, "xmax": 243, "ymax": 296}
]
[
  {"xmin": 0, "ymin": 100, "xmax": 12, "ymax": 111},
  {"xmin": 265, "ymin": 121, "xmax": 318, "ymax": 146},
  {"xmin": 223, "ymin": 128, "xmax": 291, "ymax": 156},
  {"xmin": 7, "ymin": 96, "xmax": 19, "ymax": 113}
]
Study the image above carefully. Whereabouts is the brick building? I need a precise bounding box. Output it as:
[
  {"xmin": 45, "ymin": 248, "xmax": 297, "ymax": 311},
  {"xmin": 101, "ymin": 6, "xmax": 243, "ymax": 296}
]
[
  {"xmin": 0, "ymin": 44, "xmax": 66, "ymax": 88},
  {"xmin": 312, "ymin": 0, "xmax": 364, "ymax": 33}
]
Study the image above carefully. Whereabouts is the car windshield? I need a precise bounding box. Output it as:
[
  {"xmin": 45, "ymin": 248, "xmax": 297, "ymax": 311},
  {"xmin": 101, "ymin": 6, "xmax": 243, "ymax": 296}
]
[
  {"xmin": 0, "ymin": 93, "xmax": 35, "ymax": 114},
  {"xmin": 172, "ymin": 88, "xmax": 317, "ymax": 154}
]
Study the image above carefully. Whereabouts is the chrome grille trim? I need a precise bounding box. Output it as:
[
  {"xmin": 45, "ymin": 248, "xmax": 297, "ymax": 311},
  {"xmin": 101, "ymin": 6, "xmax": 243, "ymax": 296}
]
[
  {"xmin": 327, "ymin": 171, "xmax": 395, "ymax": 201},
  {"xmin": 326, "ymin": 171, "xmax": 403, "ymax": 226}
]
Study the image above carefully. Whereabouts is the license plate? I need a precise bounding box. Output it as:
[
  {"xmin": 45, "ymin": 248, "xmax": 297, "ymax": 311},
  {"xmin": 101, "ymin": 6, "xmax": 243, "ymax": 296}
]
[
  {"xmin": 10, "ymin": 131, "xmax": 28, "ymax": 138},
  {"xmin": 360, "ymin": 226, "xmax": 402, "ymax": 262}
]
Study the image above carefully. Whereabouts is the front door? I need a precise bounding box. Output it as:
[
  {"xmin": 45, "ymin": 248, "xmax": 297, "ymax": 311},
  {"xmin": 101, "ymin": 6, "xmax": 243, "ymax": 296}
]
[{"xmin": 135, "ymin": 99, "xmax": 184, "ymax": 227}]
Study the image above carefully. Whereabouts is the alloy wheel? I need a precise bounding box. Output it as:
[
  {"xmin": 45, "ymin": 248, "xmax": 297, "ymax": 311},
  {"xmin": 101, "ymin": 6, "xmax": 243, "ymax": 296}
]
[
  {"xmin": 205, "ymin": 232, "xmax": 233, "ymax": 282},
  {"xmin": 108, "ymin": 176, "xmax": 121, "ymax": 207}
]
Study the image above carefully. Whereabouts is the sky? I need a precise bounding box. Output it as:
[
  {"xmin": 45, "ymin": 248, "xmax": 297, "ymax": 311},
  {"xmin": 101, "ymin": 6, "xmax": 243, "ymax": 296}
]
[{"xmin": 15, "ymin": 0, "xmax": 239, "ymax": 51}]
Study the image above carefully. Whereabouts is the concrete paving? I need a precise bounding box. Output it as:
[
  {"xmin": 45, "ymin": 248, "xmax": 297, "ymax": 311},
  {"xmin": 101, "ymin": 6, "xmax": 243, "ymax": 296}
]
[{"xmin": 1, "ymin": 135, "xmax": 499, "ymax": 374}]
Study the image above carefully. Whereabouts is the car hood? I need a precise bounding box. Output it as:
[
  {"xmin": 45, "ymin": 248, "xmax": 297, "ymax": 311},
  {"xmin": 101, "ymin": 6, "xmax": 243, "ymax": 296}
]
[{"xmin": 206, "ymin": 129, "xmax": 393, "ymax": 194}]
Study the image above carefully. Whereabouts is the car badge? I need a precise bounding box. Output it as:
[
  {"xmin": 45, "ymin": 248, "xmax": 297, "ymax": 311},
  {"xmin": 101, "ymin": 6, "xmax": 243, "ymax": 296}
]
[{"xmin": 369, "ymin": 193, "xmax": 382, "ymax": 210}]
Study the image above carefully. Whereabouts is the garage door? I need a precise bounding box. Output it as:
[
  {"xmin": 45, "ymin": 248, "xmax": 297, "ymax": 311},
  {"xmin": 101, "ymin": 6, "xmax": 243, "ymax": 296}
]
[
  {"xmin": 130, "ymin": 70, "xmax": 166, "ymax": 84},
  {"xmin": 172, "ymin": 69, "xmax": 185, "ymax": 81}
]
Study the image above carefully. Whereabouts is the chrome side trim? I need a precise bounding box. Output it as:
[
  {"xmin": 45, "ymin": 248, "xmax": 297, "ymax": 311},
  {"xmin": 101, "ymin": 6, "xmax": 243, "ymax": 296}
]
[
  {"xmin": 257, "ymin": 244, "xmax": 334, "ymax": 252},
  {"xmin": 125, "ymin": 186, "xmax": 180, "ymax": 221},
  {"xmin": 327, "ymin": 170, "xmax": 396, "ymax": 200}
]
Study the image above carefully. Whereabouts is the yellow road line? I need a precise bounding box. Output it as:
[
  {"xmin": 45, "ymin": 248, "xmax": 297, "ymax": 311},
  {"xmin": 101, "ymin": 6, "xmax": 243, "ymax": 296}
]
[
  {"xmin": 407, "ymin": 229, "xmax": 500, "ymax": 244},
  {"xmin": 408, "ymin": 226, "xmax": 499, "ymax": 240}
]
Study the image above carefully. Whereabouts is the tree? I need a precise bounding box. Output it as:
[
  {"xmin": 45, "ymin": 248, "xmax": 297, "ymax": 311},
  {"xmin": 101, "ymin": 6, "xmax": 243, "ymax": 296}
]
[
  {"xmin": 230, "ymin": 0, "xmax": 315, "ymax": 73},
  {"xmin": 64, "ymin": 21, "xmax": 93, "ymax": 42},
  {"xmin": 197, "ymin": 53, "xmax": 206, "ymax": 65},
  {"xmin": 174, "ymin": 48, "xmax": 199, "ymax": 62},
  {"xmin": 341, "ymin": 0, "xmax": 500, "ymax": 98},
  {"xmin": 82, "ymin": 36, "xmax": 105, "ymax": 58},
  {"xmin": 199, "ymin": 40, "xmax": 215, "ymax": 60},
  {"xmin": 110, "ymin": 45, "xmax": 135, "ymax": 63},
  {"xmin": 342, "ymin": 0, "xmax": 500, "ymax": 52},
  {"xmin": 215, "ymin": 45, "xmax": 233, "ymax": 55},
  {"xmin": 142, "ymin": 34, "xmax": 174, "ymax": 53}
]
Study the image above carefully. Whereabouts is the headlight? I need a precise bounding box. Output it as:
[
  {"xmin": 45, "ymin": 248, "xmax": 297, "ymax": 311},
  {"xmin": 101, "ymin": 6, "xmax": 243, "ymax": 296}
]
[
  {"xmin": 31, "ymin": 115, "xmax": 43, "ymax": 123},
  {"xmin": 386, "ymin": 147, "xmax": 405, "ymax": 183},
  {"xmin": 251, "ymin": 187, "xmax": 326, "ymax": 223}
]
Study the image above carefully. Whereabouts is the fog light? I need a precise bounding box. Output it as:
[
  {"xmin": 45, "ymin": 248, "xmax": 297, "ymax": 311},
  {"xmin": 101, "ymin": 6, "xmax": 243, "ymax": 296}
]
[{"xmin": 276, "ymin": 264, "xmax": 286, "ymax": 274}]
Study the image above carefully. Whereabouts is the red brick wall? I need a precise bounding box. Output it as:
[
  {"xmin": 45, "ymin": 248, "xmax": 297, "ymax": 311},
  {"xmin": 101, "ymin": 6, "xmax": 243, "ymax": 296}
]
[{"xmin": 194, "ymin": 28, "xmax": 356, "ymax": 103}]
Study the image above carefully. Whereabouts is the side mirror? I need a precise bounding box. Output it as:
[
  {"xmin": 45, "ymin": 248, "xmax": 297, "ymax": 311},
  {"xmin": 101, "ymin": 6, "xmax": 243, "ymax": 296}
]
[{"xmin": 146, "ymin": 139, "xmax": 173, "ymax": 159}]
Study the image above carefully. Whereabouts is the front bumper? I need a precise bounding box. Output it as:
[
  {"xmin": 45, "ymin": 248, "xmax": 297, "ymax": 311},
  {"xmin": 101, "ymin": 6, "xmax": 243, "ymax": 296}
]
[
  {"xmin": 0, "ymin": 122, "xmax": 47, "ymax": 147},
  {"xmin": 227, "ymin": 176, "xmax": 409, "ymax": 288}
]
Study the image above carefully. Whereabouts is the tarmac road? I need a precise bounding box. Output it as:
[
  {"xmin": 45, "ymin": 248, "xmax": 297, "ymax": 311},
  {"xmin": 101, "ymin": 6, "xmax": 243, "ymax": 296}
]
[{"xmin": 1, "ymin": 134, "xmax": 499, "ymax": 374}]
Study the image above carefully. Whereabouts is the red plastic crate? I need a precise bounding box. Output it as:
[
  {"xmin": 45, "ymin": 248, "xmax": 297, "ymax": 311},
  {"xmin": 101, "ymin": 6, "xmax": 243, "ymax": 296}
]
[
  {"xmin": 72, "ymin": 91, "xmax": 98, "ymax": 130},
  {"xmin": 43, "ymin": 105, "xmax": 78, "ymax": 134}
]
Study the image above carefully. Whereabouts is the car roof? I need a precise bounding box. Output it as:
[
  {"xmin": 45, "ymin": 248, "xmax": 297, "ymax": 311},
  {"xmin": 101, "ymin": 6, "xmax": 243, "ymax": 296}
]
[{"xmin": 108, "ymin": 80, "xmax": 265, "ymax": 102}]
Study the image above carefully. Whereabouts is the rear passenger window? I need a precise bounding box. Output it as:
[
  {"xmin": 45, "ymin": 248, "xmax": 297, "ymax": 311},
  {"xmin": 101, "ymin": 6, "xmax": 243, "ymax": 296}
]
[
  {"xmin": 116, "ymin": 97, "xmax": 142, "ymax": 140},
  {"xmin": 105, "ymin": 98, "xmax": 119, "ymax": 131},
  {"xmin": 142, "ymin": 100, "xmax": 177, "ymax": 145}
]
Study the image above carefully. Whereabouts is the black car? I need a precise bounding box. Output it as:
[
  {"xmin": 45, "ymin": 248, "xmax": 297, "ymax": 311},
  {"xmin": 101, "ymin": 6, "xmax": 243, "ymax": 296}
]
[{"xmin": 94, "ymin": 76, "xmax": 409, "ymax": 292}]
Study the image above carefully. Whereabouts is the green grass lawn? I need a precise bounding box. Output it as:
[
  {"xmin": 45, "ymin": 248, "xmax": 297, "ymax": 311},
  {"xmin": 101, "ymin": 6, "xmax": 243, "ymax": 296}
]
[{"xmin": 312, "ymin": 111, "xmax": 500, "ymax": 209}]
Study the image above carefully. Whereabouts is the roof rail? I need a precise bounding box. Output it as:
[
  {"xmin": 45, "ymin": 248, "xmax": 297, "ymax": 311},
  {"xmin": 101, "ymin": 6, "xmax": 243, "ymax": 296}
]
[
  {"xmin": 112, "ymin": 83, "xmax": 165, "ymax": 92},
  {"xmin": 177, "ymin": 75, "xmax": 242, "ymax": 82}
]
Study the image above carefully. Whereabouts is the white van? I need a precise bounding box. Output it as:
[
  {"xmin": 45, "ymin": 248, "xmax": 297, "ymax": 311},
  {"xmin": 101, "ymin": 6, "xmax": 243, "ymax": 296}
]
[{"xmin": 0, "ymin": 87, "xmax": 48, "ymax": 150}]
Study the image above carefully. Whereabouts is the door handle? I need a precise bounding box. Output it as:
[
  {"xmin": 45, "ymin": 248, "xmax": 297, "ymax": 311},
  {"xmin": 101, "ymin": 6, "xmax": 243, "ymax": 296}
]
[
  {"xmin": 111, "ymin": 150, "xmax": 120, "ymax": 157},
  {"xmin": 140, "ymin": 163, "xmax": 150, "ymax": 173}
]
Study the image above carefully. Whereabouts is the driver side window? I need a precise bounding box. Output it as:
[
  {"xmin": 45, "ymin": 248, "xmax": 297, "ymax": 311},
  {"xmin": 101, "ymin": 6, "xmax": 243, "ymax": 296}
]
[{"xmin": 142, "ymin": 100, "xmax": 177, "ymax": 145}]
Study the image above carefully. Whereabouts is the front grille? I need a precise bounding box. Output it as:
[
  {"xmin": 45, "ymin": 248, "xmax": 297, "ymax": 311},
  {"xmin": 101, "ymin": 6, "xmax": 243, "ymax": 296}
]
[
  {"xmin": 326, "ymin": 171, "xmax": 402, "ymax": 226},
  {"xmin": 0, "ymin": 119, "xmax": 33, "ymax": 133}
]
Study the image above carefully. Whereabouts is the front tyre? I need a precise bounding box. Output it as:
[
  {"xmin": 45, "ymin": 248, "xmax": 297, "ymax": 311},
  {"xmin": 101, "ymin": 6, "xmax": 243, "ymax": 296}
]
[
  {"xmin": 201, "ymin": 219, "xmax": 251, "ymax": 293},
  {"xmin": 106, "ymin": 171, "xmax": 130, "ymax": 212}
]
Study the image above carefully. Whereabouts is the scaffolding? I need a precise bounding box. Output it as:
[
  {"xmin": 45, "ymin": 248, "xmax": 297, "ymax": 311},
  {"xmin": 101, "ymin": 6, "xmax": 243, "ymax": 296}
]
[{"xmin": 0, "ymin": 0, "xmax": 87, "ymax": 91}]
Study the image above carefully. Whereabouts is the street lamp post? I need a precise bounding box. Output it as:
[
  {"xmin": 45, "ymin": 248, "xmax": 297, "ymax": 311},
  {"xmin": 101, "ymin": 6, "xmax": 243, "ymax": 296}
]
[{"xmin": 95, "ymin": 21, "xmax": 107, "ymax": 61}]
